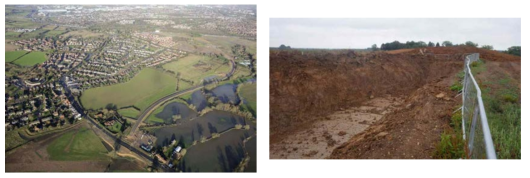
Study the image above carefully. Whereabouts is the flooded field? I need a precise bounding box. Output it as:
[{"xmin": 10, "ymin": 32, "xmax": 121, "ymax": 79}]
[
  {"xmin": 211, "ymin": 84, "xmax": 240, "ymax": 104},
  {"xmin": 150, "ymin": 110, "xmax": 249, "ymax": 146},
  {"xmin": 188, "ymin": 90, "xmax": 207, "ymax": 112},
  {"xmin": 154, "ymin": 102, "xmax": 198, "ymax": 124},
  {"xmin": 179, "ymin": 126, "xmax": 256, "ymax": 172}
]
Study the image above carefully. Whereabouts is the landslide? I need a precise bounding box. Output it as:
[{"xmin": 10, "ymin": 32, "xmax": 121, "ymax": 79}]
[{"xmin": 269, "ymin": 49, "xmax": 463, "ymax": 144}]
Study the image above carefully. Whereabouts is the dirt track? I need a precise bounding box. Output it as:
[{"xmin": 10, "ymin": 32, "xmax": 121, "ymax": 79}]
[{"xmin": 269, "ymin": 46, "xmax": 520, "ymax": 159}]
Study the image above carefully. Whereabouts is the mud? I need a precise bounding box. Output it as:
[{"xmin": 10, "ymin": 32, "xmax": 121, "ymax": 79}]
[{"xmin": 270, "ymin": 97, "xmax": 402, "ymax": 159}]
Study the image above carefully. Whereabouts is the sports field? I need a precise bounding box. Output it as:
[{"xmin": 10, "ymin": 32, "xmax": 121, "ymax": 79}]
[
  {"xmin": 81, "ymin": 68, "xmax": 176, "ymax": 111},
  {"xmin": 47, "ymin": 127, "xmax": 109, "ymax": 161},
  {"xmin": 5, "ymin": 51, "xmax": 28, "ymax": 62},
  {"xmin": 162, "ymin": 54, "xmax": 231, "ymax": 84},
  {"xmin": 12, "ymin": 51, "xmax": 47, "ymax": 66}
]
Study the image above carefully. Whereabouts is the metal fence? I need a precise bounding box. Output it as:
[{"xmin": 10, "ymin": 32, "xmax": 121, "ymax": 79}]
[{"xmin": 461, "ymin": 53, "xmax": 496, "ymax": 159}]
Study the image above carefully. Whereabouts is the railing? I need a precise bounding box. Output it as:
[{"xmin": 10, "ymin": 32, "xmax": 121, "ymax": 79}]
[{"xmin": 461, "ymin": 53, "xmax": 496, "ymax": 159}]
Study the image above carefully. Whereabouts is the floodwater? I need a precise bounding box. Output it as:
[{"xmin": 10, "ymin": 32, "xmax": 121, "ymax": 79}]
[
  {"xmin": 188, "ymin": 90, "xmax": 207, "ymax": 112},
  {"xmin": 178, "ymin": 125, "xmax": 256, "ymax": 172},
  {"xmin": 152, "ymin": 110, "xmax": 248, "ymax": 147},
  {"xmin": 154, "ymin": 102, "xmax": 198, "ymax": 124},
  {"xmin": 211, "ymin": 84, "xmax": 240, "ymax": 104},
  {"xmin": 244, "ymin": 136, "xmax": 257, "ymax": 172}
]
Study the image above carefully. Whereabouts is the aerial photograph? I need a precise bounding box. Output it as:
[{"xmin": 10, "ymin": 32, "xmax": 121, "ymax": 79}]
[
  {"xmin": 5, "ymin": 4, "xmax": 257, "ymax": 172},
  {"xmin": 269, "ymin": 18, "xmax": 520, "ymax": 159}
]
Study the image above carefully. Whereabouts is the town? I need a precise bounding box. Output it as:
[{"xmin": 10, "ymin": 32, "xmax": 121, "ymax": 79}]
[{"xmin": 6, "ymin": 4, "xmax": 256, "ymax": 172}]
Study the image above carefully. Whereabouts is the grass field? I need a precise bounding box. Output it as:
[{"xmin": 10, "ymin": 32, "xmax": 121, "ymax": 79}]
[
  {"xmin": 12, "ymin": 51, "xmax": 47, "ymax": 66},
  {"xmin": 118, "ymin": 108, "xmax": 140, "ymax": 118},
  {"xmin": 162, "ymin": 54, "xmax": 231, "ymax": 84},
  {"xmin": 5, "ymin": 129, "xmax": 27, "ymax": 151},
  {"xmin": 81, "ymin": 68, "xmax": 176, "ymax": 111},
  {"xmin": 238, "ymin": 83, "xmax": 257, "ymax": 116},
  {"xmin": 47, "ymin": 127, "xmax": 109, "ymax": 161},
  {"xmin": 203, "ymin": 35, "xmax": 257, "ymax": 55},
  {"xmin": 5, "ymin": 51, "xmax": 28, "ymax": 62},
  {"xmin": 471, "ymin": 60, "xmax": 521, "ymax": 159}
]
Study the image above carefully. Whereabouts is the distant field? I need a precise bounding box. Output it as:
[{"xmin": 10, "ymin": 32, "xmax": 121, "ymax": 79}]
[
  {"xmin": 47, "ymin": 127, "xmax": 109, "ymax": 161},
  {"xmin": 5, "ymin": 51, "xmax": 28, "ymax": 62},
  {"xmin": 81, "ymin": 68, "xmax": 176, "ymax": 111},
  {"xmin": 162, "ymin": 54, "xmax": 231, "ymax": 84},
  {"xmin": 5, "ymin": 42, "xmax": 19, "ymax": 51},
  {"xmin": 5, "ymin": 32, "xmax": 21, "ymax": 40},
  {"xmin": 63, "ymin": 30, "xmax": 105, "ymax": 38},
  {"xmin": 118, "ymin": 108, "xmax": 140, "ymax": 118},
  {"xmin": 12, "ymin": 51, "xmax": 47, "ymax": 66},
  {"xmin": 238, "ymin": 83, "xmax": 257, "ymax": 116},
  {"xmin": 203, "ymin": 35, "xmax": 257, "ymax": 55}
]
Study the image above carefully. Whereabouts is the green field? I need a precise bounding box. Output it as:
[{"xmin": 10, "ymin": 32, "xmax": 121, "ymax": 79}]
[
  {"xmin": 238, "ymin": 83, "xmax": 257, "ymax": 116},
  {"xmin": 12, "ymin": 51, "xmax": 47, "ymax": 66},
  {"xmin": 118, "ymin": 108, "xmax": 140, "ymax": 118},
  {"xmin": 5, "ymin": 51, "xmax": 28, "ymax": 62},
  {"xmin": 47, "ymin": 127, "xmax": 109, "ymax": 161},
  {"xmin": 81, "ymin": 68, "xmax": 176, "ymax": 111},
  {"xmin": 162, "ymin": 55, "xmax": 231, "ymax": 84},
  {"xmin": 203, "ymin": 35, "xmax": 257, "ymax": 55}
]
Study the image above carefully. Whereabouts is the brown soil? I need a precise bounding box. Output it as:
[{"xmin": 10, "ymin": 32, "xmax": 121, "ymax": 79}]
[
  {"xmin": 269, "ymin": 46, "xmax": 520, "ymax": 159},
  {"xmin": 270, "ymin": 97, "xmax": 402, "ymax": 159}
]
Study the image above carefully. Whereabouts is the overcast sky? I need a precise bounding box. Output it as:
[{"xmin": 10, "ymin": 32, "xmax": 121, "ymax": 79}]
[{"xmin": 270, "ymin": 18, "xmax": 521, "ymax": 50}]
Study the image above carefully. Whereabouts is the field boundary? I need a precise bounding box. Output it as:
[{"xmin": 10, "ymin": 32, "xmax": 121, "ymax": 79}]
[{"xmin": 461, "ymin": 53, "xmax": 496, "ymax": 159}]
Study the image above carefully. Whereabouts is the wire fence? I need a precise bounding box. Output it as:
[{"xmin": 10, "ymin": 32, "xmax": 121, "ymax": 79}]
[{"xmin": 461, "ymin": 53, "xmax": 496, "ymax": 159}]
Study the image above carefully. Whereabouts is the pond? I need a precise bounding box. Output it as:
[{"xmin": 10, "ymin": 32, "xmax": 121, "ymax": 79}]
[
  {"xmin": 154, "ymin": 102, "xmax": 198, "ymax": 124},
  {"xmin": 151, "ymin": 110, "xmax": 249, "ymax": 147},
  {"xmin": 211, "ymin": 84, "xmax": 240, "ymax": 104}
]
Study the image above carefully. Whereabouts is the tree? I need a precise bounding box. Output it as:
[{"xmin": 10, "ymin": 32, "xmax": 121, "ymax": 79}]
[
  {"xmin": 279, "ymin": 44, "xmax": 291, "ymax": 50},
  {"xmin": 428, "ymin": 42, "xmax": 435, "ymax": 47},
  {"xmin": 442, "ymin": 41, "xmax": 453, "ymax": 47},
  {"xmin": 371, "ymin": 44, "xmax": 378, "ymax": 51},
  {"xmin": 481, "ymin": 45, "xmax": 494, "ymax": 50},
  {"xmin": 436, "ymin": 42, "xmax": 440, "ymax": 47},
  {"xmin": 465, "ymin": 41, "xmax": 478, "ymax": 47},
  {"xmin": 507, "ymin": 46, "xmax": 521, "ymax": 56}
]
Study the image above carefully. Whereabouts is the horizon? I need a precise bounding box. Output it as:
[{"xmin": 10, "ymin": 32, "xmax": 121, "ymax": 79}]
[{"xmin": 270, "ymin": 18, "xmax": 521, "ymax": 50}]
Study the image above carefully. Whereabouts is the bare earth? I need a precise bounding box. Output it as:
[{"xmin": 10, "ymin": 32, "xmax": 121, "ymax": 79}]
[{"xmin": 270, "ymin": 97, "xmax": 402, "ymax": 159}]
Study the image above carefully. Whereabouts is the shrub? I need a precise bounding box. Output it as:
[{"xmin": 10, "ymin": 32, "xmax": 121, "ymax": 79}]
[
  {"xmin": 433, "ymin": 130, "xmax": 466, "ymax": 159},
  {"xmin": 450, "ymin": 82, "xmax": 463, "ymax": 91},
  {"xmin": 502, "ymin": 94, "xmax": 518, "ymax": 103}
]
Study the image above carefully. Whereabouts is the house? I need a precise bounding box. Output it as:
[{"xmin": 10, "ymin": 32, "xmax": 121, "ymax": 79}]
[
  {"xmin": 140, "ymin": 144, "xmax": 153, "ymax": 152},
  {"xmin": 173, "ymin": 146, "xmax": 182, "ymax": 154}
]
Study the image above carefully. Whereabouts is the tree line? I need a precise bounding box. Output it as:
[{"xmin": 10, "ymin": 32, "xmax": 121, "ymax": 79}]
[{"xmin": 371, "ymin": 41, "xmax": 520, "ymax": 56}]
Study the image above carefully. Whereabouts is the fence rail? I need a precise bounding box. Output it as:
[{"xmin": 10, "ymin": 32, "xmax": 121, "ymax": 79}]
[{"xmin": 461, "ymin": 53, "xmax": 496, "ymax": 159}]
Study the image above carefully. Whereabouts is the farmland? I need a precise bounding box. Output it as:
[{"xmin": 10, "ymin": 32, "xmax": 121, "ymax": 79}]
[
  {"xmin": 238, "ymin": 82, "xmax": 257, "ymax": 116},
  {"xmin": 162, "ymin": 54, "xmax": 231, "ymax": 84},
  {"xmin": 81, "ymin": 68, "xmax": 176, "ymax": 111},
  {"xmin": 47, "ymin": 127, "xmax": 109, "ymax": 161},
  {"xmin": 5, "ymin": 51, "xmax": 28, "ymax": 62}
]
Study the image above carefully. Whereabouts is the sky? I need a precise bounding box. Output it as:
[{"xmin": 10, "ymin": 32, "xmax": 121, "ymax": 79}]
[{"xmin": 269, "ymin": 18, "xmax": 521, "ymax": 50}]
